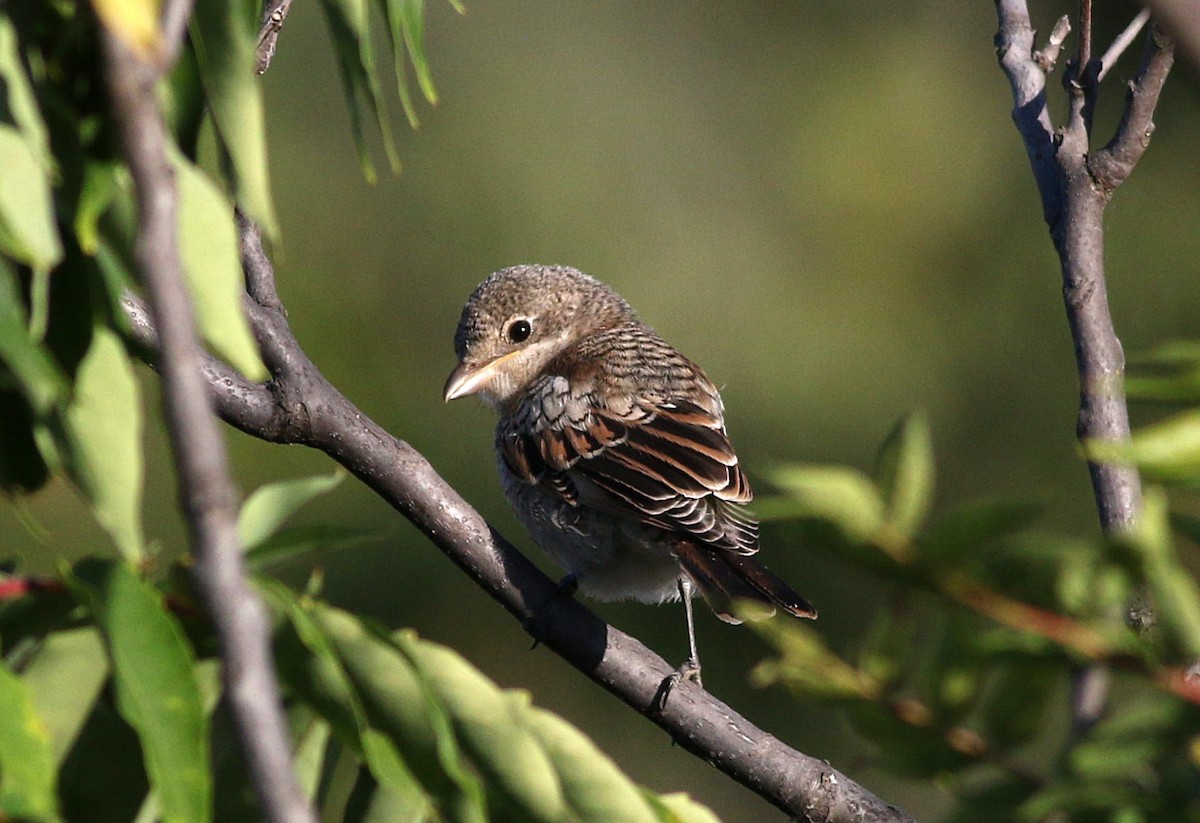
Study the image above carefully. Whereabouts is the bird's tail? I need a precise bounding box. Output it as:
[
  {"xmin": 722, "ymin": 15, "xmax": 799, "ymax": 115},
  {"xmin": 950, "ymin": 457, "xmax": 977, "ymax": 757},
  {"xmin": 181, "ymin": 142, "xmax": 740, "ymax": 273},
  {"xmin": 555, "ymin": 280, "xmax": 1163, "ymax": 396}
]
[{"xmin": 672, "ymin": 540, "xmax": 817, "ymax": 624}]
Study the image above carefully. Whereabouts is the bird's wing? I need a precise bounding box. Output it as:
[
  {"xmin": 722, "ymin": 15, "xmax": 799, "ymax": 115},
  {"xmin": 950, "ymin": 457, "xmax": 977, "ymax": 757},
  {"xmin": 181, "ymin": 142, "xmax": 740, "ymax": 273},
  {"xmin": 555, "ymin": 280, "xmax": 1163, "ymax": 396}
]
[{"xmin": 498, "ymin": 373, "xmax": 758, "ymax": 554}]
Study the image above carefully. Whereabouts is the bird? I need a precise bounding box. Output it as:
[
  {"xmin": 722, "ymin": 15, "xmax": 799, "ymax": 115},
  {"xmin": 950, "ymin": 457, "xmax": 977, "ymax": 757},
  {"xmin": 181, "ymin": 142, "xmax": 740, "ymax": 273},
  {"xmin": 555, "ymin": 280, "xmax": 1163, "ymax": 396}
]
[{"xmin": 444, "ymin": 264, "xmax": 815, "ymax": 685}]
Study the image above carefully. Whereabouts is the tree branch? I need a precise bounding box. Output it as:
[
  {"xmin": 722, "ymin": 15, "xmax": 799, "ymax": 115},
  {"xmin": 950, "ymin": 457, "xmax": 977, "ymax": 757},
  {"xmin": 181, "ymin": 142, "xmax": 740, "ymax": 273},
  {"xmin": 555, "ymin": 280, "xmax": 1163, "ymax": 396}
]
[
  {"xmin": 100, "ymin": 14, "xmax": 316, "ymax": 823},
  {"xmin": 124, "ymin": 218, "xmax": 916, "ymax": 823},
  {"xmin": 995, "ymin": 0, "xmax": 1175, "ymax": 740},
  {"xmin": 256, "ymin": 0, "xmax": 297, "ymax": 75}
]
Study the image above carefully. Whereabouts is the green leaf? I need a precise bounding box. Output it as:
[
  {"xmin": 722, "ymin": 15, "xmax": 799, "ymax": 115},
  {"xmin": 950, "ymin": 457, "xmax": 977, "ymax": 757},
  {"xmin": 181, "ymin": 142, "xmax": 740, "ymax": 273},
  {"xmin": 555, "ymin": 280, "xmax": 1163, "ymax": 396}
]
[
  {"xmin": 20, "ymin": 628, "xmax": 110, "ymax": 765},
  {"xmin": 749, "ymin": 618, "xmax": 879, "ymax": 701},
  {"xmin": 0, "ymin": 661, "xmax": 59, "ymax": 820},
  {"xmin": 173, "ymin": 152, "xmax": 269, "ymax": 381},
  {"xmin": 191, "ymin": 0, "xmax": 278, "ymax": 235},
  {"xmin": 1119, "ymin": 488, "xmax": 1200, "ymax": 658},
  {"xmin": 73, "ymin": 162, "xmax": 120, "ymax": 255},
  {"xmin": 378, "ymin": 0, "xmax": 439, "ymax": 128},
  {"xmin": 63, "ymin": 326, "xmax": 145, "ymax": 562},
  {"xmin": 523, "ymin": 709, "xmax": 659, "ymax": 823},
  {"xmin": 0, "ymin": 16, "xmax": 51, "ymax": 168},
  {"xmin": 763, "ymin": 464, "xmax": 886, "ymax": 542},
  {"xmin": 245, "ymin": 524, "xmax": 382, "ymax": 570},
  {"xmin": 0, "ymin": 260, "xmax": 69, "ymax": 415},
  {"xmin": 0, "ymin": 125, "xmax": 62, "ymax": 272},
  {"xmin": 310, "ymin": 605, "xmax": 487, "ymax": 823},
  {"xmin": 874, "ymin": 412, "xmax": 935, "ymax": 538},
  {"xmin": 1086, "ymin": 409, "xmax": 1200, "ymax": 481},
  {"xmin": 238, "ymin": 470, "xmax": 346, "ymax": 550},
  {"xmin": 396, "ymin": 633, "xmax": 565, "ymax": 822},
  {"xmin": 320, "ymin": 0, "xmax": 402, "ymax": 180},
  {"xmin": 70, "ymin": 558, "xmax": 211, "ymax": 823},
  {"xmin": 647, "ymin": 792, "xmax": 722, "ymax": 823}
]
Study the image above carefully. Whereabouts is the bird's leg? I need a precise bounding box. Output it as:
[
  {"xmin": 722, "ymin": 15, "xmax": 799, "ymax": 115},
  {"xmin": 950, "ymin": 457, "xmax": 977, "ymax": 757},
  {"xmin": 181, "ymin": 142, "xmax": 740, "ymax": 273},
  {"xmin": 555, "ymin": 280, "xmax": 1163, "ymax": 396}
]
[
  {"xmin": 677, "ymin": 576, "xmax": 703, "ymax": 687},
  {"xmin": 654, "ymin": 578, "xmax": 704, "ymax": 710},
  {"xmin": 525, "ymin": 573, "xmax": 579, "ymax": 649}
]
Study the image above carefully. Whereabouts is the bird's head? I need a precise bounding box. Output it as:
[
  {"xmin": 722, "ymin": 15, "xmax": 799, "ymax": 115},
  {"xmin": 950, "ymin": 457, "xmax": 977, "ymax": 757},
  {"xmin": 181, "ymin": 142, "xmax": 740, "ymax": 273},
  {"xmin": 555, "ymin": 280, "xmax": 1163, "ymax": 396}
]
[{"xmin": 444, "ymin": 264, "xmax": 635, "ymax": 409}]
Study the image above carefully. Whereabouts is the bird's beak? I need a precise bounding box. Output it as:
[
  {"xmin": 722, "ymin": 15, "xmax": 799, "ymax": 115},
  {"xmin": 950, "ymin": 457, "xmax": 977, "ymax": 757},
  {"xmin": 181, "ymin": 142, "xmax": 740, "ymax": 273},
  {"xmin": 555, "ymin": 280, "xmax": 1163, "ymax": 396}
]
[{"xmin": 443, "ymin": 350, "xmax": 521, "ymax": 402}]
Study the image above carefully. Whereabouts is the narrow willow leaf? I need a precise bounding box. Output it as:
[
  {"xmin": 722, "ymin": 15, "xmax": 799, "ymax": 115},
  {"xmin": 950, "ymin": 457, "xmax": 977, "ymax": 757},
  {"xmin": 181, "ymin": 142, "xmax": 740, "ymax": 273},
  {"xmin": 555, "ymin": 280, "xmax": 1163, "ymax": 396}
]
[
  {"xmin": 0, "ymin": 125, "xmax": 62, "ymax": 271},
  {"xmin": 320, "ymin": 0, "xmax": 401, "ymax": 180},
  {"xmin": 396, "ymin": 633, "xmax": 565, "ymax": 822},
  {"xmin": 173, "ymin": 152, "xmax": 269, "ymax": 381},
  {"xmin": 0, "ymin": 662, "xmax": 59, "ymax": 820},
  {"xmin": 310, "ymin": 605, "xmax": 487, "ymax": 823},
  {"xmin": 90, "ymin": 0, "xmax": 162, "ymax": 57},
  {"xmin": 20, "ymin": 628, "xmax": 109, "ymax": 765},
  {"xmin": 191, "ymin": 0, "xmax": 279, "ymax": 235},
  {"xmin": 874, "ymin": 412, "xmax": 934, "ymax": 538},
  {"xmin": 378, "ymin": 0, "xmax": 438, "ymax": 127},
  {"xmin": 765, "ymin": 464, "xmax": 886, "ymax": 543},
  {"xmin": 0, "ymin": 260, "xmax": 69, "ymax": 415},
  {"xmin": 267, "ymin": 588, "xmax": 441, "ymax": 817},
  {"xmin": 238, "ymin": 470, "xmax": 346, "ymax": 551},
  {"xmin": 63, "ymin": 326, "xmax": 145, "ymax": 561},
  {"xmin": 524, "ymin": 709, "xmax": 659, "ymax": 823},
  {"xmin": 71, "ymin": 559, "xmax": 210, "ymax": 823}
]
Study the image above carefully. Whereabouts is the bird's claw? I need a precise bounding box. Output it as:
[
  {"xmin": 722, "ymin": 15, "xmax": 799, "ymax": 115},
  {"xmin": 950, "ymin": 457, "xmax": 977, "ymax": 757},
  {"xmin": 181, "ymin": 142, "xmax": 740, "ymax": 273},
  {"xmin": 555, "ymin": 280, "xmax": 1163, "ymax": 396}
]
[{"xmin": 653, "ymin": 656, "xmax": 703, "ymax": 712}]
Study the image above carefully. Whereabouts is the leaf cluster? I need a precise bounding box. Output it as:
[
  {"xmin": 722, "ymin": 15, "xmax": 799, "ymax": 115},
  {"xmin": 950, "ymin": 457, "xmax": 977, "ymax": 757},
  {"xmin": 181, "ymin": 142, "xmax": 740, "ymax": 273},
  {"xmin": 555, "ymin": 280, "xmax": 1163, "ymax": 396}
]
[{"xmin": 753, "ymin": 413, "xmax": 1200, "ymax": 822}]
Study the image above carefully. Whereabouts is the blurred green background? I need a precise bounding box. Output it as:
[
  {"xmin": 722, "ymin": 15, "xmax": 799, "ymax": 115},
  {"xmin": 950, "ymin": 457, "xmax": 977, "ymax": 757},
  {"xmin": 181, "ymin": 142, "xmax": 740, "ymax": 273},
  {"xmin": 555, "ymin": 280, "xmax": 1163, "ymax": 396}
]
[{"xmin": 5, "ymin": 1, "xmax": 1200, "ymax": 819}]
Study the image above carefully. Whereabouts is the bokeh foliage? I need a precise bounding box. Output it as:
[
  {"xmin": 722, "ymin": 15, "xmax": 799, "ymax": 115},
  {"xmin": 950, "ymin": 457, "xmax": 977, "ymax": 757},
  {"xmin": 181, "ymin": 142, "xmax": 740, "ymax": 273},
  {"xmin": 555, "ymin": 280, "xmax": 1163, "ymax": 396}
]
[
  {"xmin": 2, "ymin": 1, "xmax": 1200, "ymax": 821},
  {"xmin": 0, "ymin": 1, "xmax": 715, "ymax": 821}
]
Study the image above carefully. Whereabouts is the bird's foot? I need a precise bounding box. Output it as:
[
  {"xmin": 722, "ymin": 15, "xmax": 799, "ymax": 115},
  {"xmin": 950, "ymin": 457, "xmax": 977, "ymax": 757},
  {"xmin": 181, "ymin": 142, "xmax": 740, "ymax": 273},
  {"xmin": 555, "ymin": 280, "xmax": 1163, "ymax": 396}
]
[
  {"xmin": 653, "ymin": 655, "xmax": 703, "ymax": 712},
  {"xmin": 526, "ymin": 574, "xmax": 579, "ymax": 649}
]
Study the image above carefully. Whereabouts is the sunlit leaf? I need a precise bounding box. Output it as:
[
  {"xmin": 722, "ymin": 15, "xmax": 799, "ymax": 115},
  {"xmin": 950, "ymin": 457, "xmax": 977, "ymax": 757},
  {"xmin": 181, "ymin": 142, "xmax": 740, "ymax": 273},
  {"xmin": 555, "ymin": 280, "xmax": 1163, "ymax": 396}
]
[
  {"xmin": 396, "ymin": 633, "xmax": 565, "ymax": 822},
  {"xmin": 70, "ymin": 559, "xmax": 210, "ymax": 823},
  {"xmin": 173, "ymin": 152, "xmax": 269, "ymax": 381},
  {"xmin": 310, "ymin": 605, "xmax": 487, "ymax": 822},
  {"xmin": 523, "ymin": 708, "xmax": 659, "ymax": 823},
  {"xmin": 764, "ymin": 464, "xmax": 886, "ymax": 543},
  {"xmin": 0, "ymin": 661, "xmax": 59, "ymax": 820},
  {"xmin": 648, "ymin": 792, "xmax": 722, "ymax": 823},
  {"xmin": 191, "ymin": 0, "xmax": 278, "ymax": 235},
  {"xmin": 0, "ymin": 125, "xmax": 62, "ymax": 272},
  {"xmin": 1086, "ymin": 409, "xmax": 1200, "ymax": 480},
  {"xmin": 63, "ymin": 326, "xmax": 145, "ymax": 562},
  {"xmin": 0, "ymin": 16, "xmax": 51, "ymax": 168},
  {"xmin": 238, "ymin": 470, "xmax": 346, "ymax": 551},
  {"xmin": 20, "ymin": 628, "xmax": 109, "ymax": 765},
  {"xmin": 245, "ymin": 524, "xmax": 382, "ymax": 569}
]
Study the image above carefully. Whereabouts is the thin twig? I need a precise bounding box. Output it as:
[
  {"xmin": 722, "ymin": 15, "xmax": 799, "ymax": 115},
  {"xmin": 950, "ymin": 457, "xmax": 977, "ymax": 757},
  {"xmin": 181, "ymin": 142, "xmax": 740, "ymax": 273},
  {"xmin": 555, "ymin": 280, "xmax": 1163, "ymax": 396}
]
[
  {"xmin": 1091, "ymin": 23, "xmax": 1176, "ymax": 191},
  {"xmin": 1034, "ymin": 15, "xmax": 1072, "ymax": 72},
  {"xmin": 1098, "ymin": 8, "xmax": 1153, "ymax": 81},
  {"xmin": 100, "ymin": 16, "xmax": 316, "ymax": 823}
]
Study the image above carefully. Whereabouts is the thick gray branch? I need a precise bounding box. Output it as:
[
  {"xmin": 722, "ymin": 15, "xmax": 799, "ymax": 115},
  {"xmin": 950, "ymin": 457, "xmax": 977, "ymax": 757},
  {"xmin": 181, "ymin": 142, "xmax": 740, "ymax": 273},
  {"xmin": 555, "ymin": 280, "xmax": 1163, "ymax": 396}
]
[
  {"xmin": 101, "ymin": 18, "xmax": 316, "ymax": 823},
  {"xmin": 124, "ymin": 219, "xmax": 915, "ymax": 823}
]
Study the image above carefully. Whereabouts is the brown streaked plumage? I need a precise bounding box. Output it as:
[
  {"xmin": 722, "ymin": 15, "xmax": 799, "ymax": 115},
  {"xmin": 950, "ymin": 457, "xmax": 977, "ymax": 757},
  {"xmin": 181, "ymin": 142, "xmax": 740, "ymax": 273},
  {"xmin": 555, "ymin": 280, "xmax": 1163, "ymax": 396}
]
[{"xmin": 445, "ymin": 264, "xmax": 815, "ymax": 681}]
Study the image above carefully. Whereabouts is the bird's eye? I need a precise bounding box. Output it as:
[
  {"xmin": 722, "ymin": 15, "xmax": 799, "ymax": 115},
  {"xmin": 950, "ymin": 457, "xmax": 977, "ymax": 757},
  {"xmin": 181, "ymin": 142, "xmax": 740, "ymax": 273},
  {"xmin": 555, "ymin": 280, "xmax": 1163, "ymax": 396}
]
[{"xmin": 506, "ymin": 318, "xmax": 532, "ymax": 343}]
